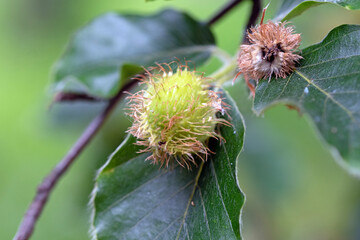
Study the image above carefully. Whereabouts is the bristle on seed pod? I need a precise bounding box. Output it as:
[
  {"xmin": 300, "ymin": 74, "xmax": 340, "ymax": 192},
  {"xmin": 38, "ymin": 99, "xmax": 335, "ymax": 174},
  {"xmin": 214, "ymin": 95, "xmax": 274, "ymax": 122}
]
[
  {"xmin": 126, "ymin": 61, "xmax": 230, "ymax": 169},
  {"xmin": 236, "ymin": 6, "xmax": 302, "ymax": 96}
]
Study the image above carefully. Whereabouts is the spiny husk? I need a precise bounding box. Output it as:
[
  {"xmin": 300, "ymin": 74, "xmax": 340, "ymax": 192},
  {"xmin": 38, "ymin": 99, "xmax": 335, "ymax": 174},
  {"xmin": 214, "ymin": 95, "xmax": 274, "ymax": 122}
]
[
  {"xmin": 238, "ymin": 20, "xmax": 302, "ymax": 81},
  {"xmin": 127, "ymin": 63, "xmax": 230, "ymax": 169}
]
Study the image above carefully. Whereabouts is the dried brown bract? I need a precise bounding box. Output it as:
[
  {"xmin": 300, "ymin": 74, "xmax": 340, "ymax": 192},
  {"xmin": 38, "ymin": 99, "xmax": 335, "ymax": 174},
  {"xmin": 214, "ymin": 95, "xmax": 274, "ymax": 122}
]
[{"xmin": 237, "ymin": 8, "xmax": 302, "ymax": 96}]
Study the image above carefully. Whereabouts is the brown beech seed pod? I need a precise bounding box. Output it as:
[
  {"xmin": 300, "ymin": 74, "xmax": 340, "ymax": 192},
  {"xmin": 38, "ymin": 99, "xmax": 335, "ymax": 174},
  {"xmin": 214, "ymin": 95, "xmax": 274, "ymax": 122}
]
[{"xmin": 236, "ymin": 7, "xmax": 302, "ymax": 96}]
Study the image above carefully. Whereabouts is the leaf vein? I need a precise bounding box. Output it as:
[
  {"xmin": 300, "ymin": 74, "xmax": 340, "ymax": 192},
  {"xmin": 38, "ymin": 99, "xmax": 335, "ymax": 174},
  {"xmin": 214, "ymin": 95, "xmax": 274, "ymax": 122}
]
[
  {"xmin": 199, "ymin": 187, "xmax": 212, "ymax": 240},
  {"xmin": 258, "ymin": 81, "xmax": 270, "ymax": 103},
  {"xmin": 299, "ymin": 83, "xmax": 310, "ymax": 103},
  {"xmin": 123, "ymin": 180, "xmax": 195, "ymax": 236},
  {"xmin": 102, "ymin": 169, "xmax": 172, "ymax": 214},
  {"xmin": 176, "ymin": 162, "xmax": 205, "ymax": 240},
  {"xmin": 295, "ymin": 70, "xmax": 354, "ymax": 121},
  {"xmin": 277, "ymin": 74, "xmax": 293, "ymax": 99},
  {"xmin": 58, "ymin": 45, "xmax": 215, "ymax": 75},
  {"xmin": 153, "ymin": 215, "xmax": 183, "ymax": 240},
  {"xmin": 298, "ymin": 55, "xmax": 359, "ymax": 69},
  {"xmin": 301, "ymin": 29, "xmax": 360, "ymax": 57},
  {"xmin": 223, "ymin": 144, "xmax": 236, "ymax": 181},
  {"xmin": 332, "ymin": 91, "xmax": 360, "ymax": 95},
  {"xmin": 311, "ymin": 71, "xmax": 360, "ymax": 82},
  {"xmin": 210, "ymin": 159, "xmax": 236, "ymax": 235},
  {"xmin": 321, "ymin": 97, "xmax": 329, "ymax": 131},
  {"xmin": 185, "ymin": 223, "xmax": 190, "ymax": 240}
]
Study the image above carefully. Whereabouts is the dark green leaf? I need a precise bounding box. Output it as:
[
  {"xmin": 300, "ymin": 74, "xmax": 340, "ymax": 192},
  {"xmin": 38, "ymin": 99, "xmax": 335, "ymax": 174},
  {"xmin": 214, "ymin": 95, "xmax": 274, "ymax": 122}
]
[
  {"xmin": 254, "ymin": 24, "xmax": 360, "ymax": 172},
  {"xmin": 275, "ymin": 0, "xmax": 360, "ymax": 21},
  {"xmin": 52, "ymin": 9, "xmax": 215, "ymax": 98},
  {"xmin": 91, "ymin": 89, "xmax": 245, "ymax": 239}
]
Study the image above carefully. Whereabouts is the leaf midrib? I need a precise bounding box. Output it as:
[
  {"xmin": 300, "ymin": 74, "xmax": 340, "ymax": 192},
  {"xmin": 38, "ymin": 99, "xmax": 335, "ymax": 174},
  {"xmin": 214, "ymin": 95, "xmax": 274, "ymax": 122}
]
[
  {"xmin": 175, "ymin": 161, "xmax": 205, "ymax": 240},
  {"xmin": 175, "ymin": 156, "xmax": 237, "ymax": 240}
]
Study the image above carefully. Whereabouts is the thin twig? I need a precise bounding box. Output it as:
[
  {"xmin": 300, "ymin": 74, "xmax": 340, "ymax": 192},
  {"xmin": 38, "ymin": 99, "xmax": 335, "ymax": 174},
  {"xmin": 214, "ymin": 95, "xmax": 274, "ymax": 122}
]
[
  {"xmin": 48, "ymin": 92, "xmax": 103, "ymax": 110},
  {"xmin": 53, "ymin": 92, "xmax": 103, "ymax": 102},
  {"xmin": 14, "ymin": 0, "xmax": 251, "ymax": 239},
  {"xmin": 13, "ymin": 80, "xmax": 137, "ymax": 240},
  {"xmin": 243, "ymin": 0, "xmax": 261, "ymax": 43},
  {"xmin": 206, "ymin": 0, "xmax": 244, "ymax": 26}
]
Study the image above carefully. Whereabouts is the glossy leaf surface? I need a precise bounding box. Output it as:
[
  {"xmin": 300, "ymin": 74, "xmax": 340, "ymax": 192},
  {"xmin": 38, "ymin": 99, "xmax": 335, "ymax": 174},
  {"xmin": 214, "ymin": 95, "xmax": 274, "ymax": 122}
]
[
  {"xmin": 254, "ymin": 24, "xmax": 360, "ymax": 172},
  {"xmin": 91, "ymin": 89, "xmax": 245, "ymax": 239},
  {"xmin": 52, "ymin": 9, "xmax": 215, "ymax": 98},
  {"xmin": 275, "ymin": 0, "xmax": 360, "ymax": 21}
]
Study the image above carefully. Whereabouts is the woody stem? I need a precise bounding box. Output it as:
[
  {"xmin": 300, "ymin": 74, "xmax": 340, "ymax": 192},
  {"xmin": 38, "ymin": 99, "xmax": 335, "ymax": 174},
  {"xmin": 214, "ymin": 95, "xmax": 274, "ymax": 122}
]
[{"xmin": 13, "ymin": 1, "xmax": 249, "ymax": 240}]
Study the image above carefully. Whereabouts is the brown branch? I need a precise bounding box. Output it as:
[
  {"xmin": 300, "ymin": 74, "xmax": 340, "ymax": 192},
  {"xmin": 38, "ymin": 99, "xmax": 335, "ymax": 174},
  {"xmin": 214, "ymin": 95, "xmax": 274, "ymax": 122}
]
[
  {"xmin": 243, "ymin": 0, "xmax": 262, "ymax": 43},
  {"xmin": 14, "ymin": 0, "xmax": 254, "ymax": 238},
  {"xmin": 53, "ymin": 92, "xmax": 102, "ymax": 102},
  {"xmin": 206, "ymin": 0, "xmax": 244, "ymax": 26},
  {"xmin": 13, "ymin": 80, "xmax": 138, "ymax": 240}
]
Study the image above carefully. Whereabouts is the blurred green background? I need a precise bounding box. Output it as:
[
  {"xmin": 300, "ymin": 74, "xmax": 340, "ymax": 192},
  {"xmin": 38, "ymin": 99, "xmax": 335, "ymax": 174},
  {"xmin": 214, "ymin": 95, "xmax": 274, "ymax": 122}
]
[{"xmin": 1, "ymin": 0, "xmax": 360, "ymax": 239}]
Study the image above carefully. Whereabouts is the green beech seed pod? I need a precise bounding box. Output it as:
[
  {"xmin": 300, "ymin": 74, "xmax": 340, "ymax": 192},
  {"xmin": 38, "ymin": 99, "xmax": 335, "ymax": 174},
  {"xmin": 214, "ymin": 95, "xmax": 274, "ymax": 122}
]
[{"xmin": 127, "ymin": 63, "xmax": 229, "ymax": 168}]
